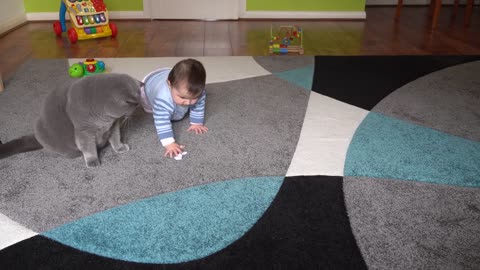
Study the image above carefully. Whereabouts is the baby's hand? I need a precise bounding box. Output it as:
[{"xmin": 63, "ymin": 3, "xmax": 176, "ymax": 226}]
[
  {"xmin": 188, "ymin": 124, "xmax": 208, "ymax": 134},
  {"xmin": 164, "ymin": 142, "xmax": 185, "ymax": 158}
]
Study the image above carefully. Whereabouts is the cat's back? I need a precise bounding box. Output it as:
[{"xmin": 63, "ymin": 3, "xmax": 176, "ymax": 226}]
[{"xmin": 34, "ymin": 79, "xmax": 80, "ymax": 157}]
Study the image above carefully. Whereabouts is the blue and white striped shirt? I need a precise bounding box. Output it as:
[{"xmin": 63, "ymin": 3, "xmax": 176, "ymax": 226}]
[{"xmin": 143, "ymin": 68, "xmax": 206, "ymax": 146}]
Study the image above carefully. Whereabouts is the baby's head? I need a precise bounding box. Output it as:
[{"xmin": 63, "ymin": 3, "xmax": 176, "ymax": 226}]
[{"xmin": 168, "ymin": 59, "xmax": 206, "ymax": 106}]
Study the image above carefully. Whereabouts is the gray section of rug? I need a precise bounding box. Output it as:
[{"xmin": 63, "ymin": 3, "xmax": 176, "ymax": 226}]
[
  {"xmin": 253, "ymin": 56, "xmax": 314, "ymax": 73},
  {"xmin": 344, "ymin": 176, "xmax": 480, "ymax": 270},
  {"xmin": 372, "ymin": 60, "xmax": 480, "ymax": 142},
  {"xmin": 0, "ymin": 59, "xmax": 76, "ymax": 141},
  {"xmin": 0, "ymin": 59, "xmax": 309, "ymax": 232}
]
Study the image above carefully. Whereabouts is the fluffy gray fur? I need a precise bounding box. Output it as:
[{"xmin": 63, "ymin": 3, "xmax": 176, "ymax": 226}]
[{"xmin": 0, "ymin": 73, "xmax": 141, "ymax": 168}]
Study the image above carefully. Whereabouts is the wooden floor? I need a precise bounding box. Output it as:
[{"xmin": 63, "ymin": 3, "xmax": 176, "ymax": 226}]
[{"xmin": 1, "ymin": 6, "xmax": 479, "ymax": 80}]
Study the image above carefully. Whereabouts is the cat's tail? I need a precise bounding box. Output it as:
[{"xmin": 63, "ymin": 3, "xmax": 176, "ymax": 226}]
[{"xmin": 0, "ymin": 135, "xmax": 43, "ymax": 159}]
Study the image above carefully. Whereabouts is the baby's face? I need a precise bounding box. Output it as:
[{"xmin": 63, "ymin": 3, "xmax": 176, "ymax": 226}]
[{"xmin": 169, "ymin": 81, "xmax": 200, "ymax": 106}]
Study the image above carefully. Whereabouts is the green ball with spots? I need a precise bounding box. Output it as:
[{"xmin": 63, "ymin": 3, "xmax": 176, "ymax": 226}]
[{"xmin": 69, "ymin": 63, "xmax": 84, "ymax": 78}]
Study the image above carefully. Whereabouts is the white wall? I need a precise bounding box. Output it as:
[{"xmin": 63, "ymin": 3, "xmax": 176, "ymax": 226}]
[
  {"xmin": 0, "ymin": 0, "xmax": 26, "ymax": 35},
  {"xmin": 149, "ymin": 0, "xmax": 239, "ymax": 20}
]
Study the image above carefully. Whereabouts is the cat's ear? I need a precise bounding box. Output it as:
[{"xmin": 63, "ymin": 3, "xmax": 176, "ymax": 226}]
[{"xmin": 136, "ymin": 79, "xmax": 144, "ymax": 88}]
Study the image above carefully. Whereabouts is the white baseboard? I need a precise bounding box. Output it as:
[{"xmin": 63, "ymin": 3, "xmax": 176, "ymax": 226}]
[
  {"xmin": 26, "ymin": 12, "xmax": 58, "ymax": 21},
  {"xmin": 0, "ymin": 14, "xmax": 27, "ymax": 36},
  {"xmin": 26, "ymin": 11, "xmax": 149, "ymax": 21},
  {"xmin": 109, "ymin": 11, "xmax": 150, "ymax": 20},
  {"xmin": 240, "ymin": 11, "xmax": 366, "ymax": 20}
]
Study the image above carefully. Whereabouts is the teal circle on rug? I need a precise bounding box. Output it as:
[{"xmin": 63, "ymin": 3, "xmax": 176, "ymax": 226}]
[
  {"xmin": 274, "ymin": 65, "xmax": 314, "ymax": 91},
  {"xmin": 344, "ymin": 112, "xmax": 480, "ymax": 188},
  {"xmin": 42, "ymin": 176, "xmax": 284, "ymax": 263}
]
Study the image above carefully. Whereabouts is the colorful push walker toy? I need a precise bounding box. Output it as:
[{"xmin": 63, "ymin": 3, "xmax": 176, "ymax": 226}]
[{"xmin": 53, "ymin": 0, "xmax": 117, "ymax": 44}]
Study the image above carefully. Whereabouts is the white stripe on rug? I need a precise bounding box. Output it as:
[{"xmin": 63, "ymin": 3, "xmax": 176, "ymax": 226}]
[
  {"xmin": 68, "ymin": 56, "xmax": 271, "ymax": 83},
  {"xmin": 287, "ymin": 92, "xmax": 368, "ymax": 177},
  {"xmin": 0, "ymin": 213, "xmax": 37, "ymax": 250}
]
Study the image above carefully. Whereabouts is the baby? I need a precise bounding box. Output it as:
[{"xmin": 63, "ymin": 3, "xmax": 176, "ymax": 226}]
[{"xmin": 140, "ymin": 59, "xmax": 208, "ymax": 158}]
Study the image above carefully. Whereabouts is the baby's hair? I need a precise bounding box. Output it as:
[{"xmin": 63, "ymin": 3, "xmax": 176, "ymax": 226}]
[{"xmin": 168, "ymin": 59, "xmax": 206, "ymax": 98}]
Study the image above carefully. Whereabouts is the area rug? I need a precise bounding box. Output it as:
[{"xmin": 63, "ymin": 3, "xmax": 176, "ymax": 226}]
[{"xmin": 0, "ymin": 55, "xmax": 479, "ymax": 269}]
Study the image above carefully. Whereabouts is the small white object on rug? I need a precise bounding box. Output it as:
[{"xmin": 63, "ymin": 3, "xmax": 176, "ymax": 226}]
[{"xmin": 174, "ymin": 152, "xmax": 188, "ymax": 161}]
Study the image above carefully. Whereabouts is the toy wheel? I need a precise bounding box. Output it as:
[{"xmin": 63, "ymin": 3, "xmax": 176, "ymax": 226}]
[
  {"xmin": 109, "ymin": 22, "xmax": 118, "ymax": 38},
  {"xmin": 68, "ymin": 28, "xmax": 78, "ymax": 44},
  {"xmin": 53, "ymin": 21, "xmax": 62, "ymax": 36}
]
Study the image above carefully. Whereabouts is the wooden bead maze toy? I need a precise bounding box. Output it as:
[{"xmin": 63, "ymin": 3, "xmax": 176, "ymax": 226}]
[{"xmin": 269, "ymin": 25, "xmax": 304, "ymax": 55}]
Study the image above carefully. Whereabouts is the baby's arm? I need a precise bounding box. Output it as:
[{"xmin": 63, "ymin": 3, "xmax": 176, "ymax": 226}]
[
  {"xmin": 152, "ymin": 98, "xmax": 184, "ymax": 157},
  {"xmin": 188, "ymin": 90, "xmax": 208, "ymax": 134}
]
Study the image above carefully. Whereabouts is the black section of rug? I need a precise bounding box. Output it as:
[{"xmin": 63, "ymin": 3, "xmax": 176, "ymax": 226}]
[
  {"xmin": 312, "ymin": 55, "xmax": 480, "ymax": 110},
  {"xmin": 0, "ymin": 176, "xmax": 367, "ymax": 270}
]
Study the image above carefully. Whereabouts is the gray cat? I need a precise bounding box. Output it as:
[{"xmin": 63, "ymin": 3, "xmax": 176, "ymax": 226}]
[{"xmin": 0, "ymin": 73, "xmax": 141, "ymax": 167}]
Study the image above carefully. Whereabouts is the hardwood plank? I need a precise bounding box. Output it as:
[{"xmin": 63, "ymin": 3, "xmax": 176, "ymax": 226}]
[{"xmin": 0, "ymin": 6, "xmax": 479, "ymax": 80}]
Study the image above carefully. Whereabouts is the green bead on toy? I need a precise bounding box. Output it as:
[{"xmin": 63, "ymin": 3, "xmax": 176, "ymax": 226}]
[{"xmin": 69, "ymin": 63, "xmax": 84, "ymax": 78}]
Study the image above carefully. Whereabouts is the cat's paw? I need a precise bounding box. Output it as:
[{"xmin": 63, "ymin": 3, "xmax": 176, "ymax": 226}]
[
  {"xmin": 113, "ymin": 144, "xmax": 130, "ymax": 154},
  {"xmin": 86, "ymin": 159, "xmax": 101, "ymax": 168}
]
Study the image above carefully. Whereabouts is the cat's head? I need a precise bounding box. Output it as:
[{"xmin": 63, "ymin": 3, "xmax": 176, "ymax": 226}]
[{"xmin": 100, "ymin": 74, "xmax": 141, "ymax": 119}]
